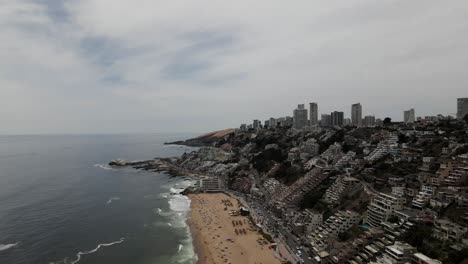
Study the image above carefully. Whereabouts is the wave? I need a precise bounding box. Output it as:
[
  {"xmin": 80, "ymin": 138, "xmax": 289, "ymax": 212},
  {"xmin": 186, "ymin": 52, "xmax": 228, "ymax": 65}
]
[
  {"xmin": 106, "ymin": 197, "xmax": 120, "ymax": 205},
  {"xmin": 94, "ymin": 164, "xmax": 114, "ymax": 170},
  {"xmin": 68, "ymin": 238, "xmax": 125, "ymax": 264},
  {"xmin": 0, "ymin": 243, "xmax": 19, "ymax": 251}
]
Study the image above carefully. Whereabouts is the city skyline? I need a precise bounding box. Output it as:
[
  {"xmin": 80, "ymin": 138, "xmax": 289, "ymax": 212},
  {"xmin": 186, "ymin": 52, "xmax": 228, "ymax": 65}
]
[{"xmin": 244, "ymin": 98, "xmax": 466, "ymax": 129}]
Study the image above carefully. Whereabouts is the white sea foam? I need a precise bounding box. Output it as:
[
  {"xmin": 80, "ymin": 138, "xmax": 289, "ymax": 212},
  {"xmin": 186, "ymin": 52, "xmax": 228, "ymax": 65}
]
[
  {"xmin": 158, "ymin": 179, "xmax": 197, "ymax": 263},
  {"xmin": 93, "ymin": 163, "xmax": 114, "ymax": 170},
  {"xmin": 105, "ymin": 197, "xmax": 120, "ymax": 205},
  {"xmin": 68, "ymin": 238, "xmax": 125, "ymax": 264},
  {"xmin": 0, "ymin": 243, "xmax": 19, "ymax": 251}
]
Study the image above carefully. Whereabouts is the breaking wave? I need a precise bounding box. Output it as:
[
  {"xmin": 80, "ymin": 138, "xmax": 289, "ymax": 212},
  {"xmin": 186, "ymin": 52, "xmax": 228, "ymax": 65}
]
[
  {"xmin": 106, "ymin": 197, "xmax": 120, "ymax": 205},
  {"xmin": 55, "ymin": 238, "xmax": 125, "ymax": 264},
  {"xmin": 94, "ymin": 164, "xmax": 114, "ymax": 170},
  {"xmin": 0, "ymin": 243, "xmax": 19, "ymax": 251}
]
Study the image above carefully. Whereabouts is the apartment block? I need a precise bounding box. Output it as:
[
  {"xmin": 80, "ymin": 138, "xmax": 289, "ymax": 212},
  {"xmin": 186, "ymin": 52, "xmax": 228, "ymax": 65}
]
[{"xmin": 366, "ymin": 192, "xmax": 406, "ymax": 227}]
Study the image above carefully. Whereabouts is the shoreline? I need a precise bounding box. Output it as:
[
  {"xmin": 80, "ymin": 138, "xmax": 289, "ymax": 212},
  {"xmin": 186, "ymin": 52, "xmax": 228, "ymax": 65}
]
[
  {"xmin": 186, "ymin": 192, "xmax": 282, "ymax": 264},
  {"xmin": 186, "ymin": 203, "xmax": 213, "ymax": 264}
]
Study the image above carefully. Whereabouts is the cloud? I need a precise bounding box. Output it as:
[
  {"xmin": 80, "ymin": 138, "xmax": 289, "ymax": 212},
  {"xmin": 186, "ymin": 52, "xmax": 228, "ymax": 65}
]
[{"xmin": 0, "ymin": 0, "xmax": 467, "ymax": 134}]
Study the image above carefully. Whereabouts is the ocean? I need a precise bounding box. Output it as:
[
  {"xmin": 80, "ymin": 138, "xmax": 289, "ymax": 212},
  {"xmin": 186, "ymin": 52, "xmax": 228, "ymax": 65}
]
[{"xmin": 0, "ymin": 134, "xmax": 199, "ymax": 264}]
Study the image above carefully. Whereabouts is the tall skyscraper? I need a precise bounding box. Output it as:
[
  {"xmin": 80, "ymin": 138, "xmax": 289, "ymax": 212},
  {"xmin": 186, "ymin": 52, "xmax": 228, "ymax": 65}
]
[
  {"xmin": 403, "ymin": 109, "xmax": 416, "ymax": 123},
  {"xmin": 293, "ymin": 104, "xmax": 308, "ymax": 129},
  {"xmin": 457, "ymin": 98, "xmax": 468, "ymax": 120},
  {"xmin": 331, "ymin": 111, "xmax": 344, "ymax": 127},
  {"xmin": 309, "ymin": 102, "xmax": 318, "ymax": 126},
  {"xmin": 351, "ymin": 103, "xmax": 362, "ymax": 126}
]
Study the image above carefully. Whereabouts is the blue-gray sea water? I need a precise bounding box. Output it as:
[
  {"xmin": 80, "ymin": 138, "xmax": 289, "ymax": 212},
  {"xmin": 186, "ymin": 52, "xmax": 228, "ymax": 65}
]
[{"xmin": 0, "ymin": 134, "xmax": 198, "ymax": 264}]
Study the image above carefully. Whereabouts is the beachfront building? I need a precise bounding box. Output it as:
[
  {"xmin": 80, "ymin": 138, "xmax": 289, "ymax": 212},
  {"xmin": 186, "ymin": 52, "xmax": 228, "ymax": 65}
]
[
  {"xmin": 366, "ymin": 192, "xmax": 406, "ymax": 227},
  {"xmin": 199, "ymin": 177, "xmax": 221, "ymax": 192}
]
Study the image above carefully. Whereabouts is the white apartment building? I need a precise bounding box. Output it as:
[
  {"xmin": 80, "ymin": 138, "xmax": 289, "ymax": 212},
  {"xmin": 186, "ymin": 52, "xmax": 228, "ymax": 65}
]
[
  {"xmin": 366, "ymin": 192, "xmax": 406, "ymax": 227},
  {"xmin": 323, "ymin": 176, "xmax": 359, "ymax": 205},
  {"xmin": 412, "ymin": 185, "xmax": 436, "ymax": 209},
  {"xmin": 310, "ymin": 210, "xmax": 360, "ymax": 250},
  {"xmin": 391, "ymin": 187, "xmax": 405, "ymax": 197},
  {"xmin": 293, "ymin": 104, "xmax": 308, "ymax": 130},
  {"xmin": 199, "ymin": 177, "xmax": 221, "ymax": 192},
  {"xmin": 371, "ymin": 242, "xmax": 417, "ymax": 264},
  {"xmin": 305, "ymin": 210, "xmax": 323, "ymax": 233}
]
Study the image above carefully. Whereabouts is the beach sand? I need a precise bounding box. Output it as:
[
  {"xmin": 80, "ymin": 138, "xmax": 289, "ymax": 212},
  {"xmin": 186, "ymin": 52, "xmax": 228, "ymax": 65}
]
[{"xmin": 188, "ymin": 193, "xmax": 282, "ymax": 264}]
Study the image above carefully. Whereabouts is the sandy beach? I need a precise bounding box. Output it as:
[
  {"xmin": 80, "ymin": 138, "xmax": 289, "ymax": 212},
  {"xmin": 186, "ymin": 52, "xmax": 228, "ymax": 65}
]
[{"xmin": 188, "ymin": 193, "xmax": 282, "ymax": 264}]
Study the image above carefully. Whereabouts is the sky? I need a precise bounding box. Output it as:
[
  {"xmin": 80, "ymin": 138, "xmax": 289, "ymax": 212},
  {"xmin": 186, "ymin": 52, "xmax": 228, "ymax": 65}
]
[{"xmin": 1, "ymin": 0, "xmax": 468, "ymax": 134}]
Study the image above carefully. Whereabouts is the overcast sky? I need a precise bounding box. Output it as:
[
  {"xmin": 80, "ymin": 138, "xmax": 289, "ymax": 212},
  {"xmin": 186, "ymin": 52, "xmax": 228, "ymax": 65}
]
[{"xmin": 1, "ymin": 0, "xmax": 467, "ymax": 134}]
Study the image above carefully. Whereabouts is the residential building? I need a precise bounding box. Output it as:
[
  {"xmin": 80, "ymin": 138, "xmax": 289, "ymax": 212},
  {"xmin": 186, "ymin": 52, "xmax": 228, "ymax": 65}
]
[
  {"xmin": 433, "ymin": 219, "xmax": 467, "ymax": 242},
  {"xmin": 310, "ymin": 102, "xmax": 319, "ymax": 126},
  {"xmin": 363, "ymin": 115, "xmax": 376, "ymax": 127},
  {"xmin": 351, "ymin": 103, "xmax": 362, "ymax": 126},
  {"xmin": 331, "ymin": 111, "xmax": 344, "ymax": 127},
  {"xmin": 321, "ymin": 114, "xmax": 332, "ymax": 127},
  {"xmin": 366, "ymin": 192, "xmax": 406, "ymax": 227},
  {"xmin": 457, "ymin": 97, "xmax": 468, "ymax": 120},
  {"xmin": 412, "ymin": 253, "xmax": 442, "ymax": 264},
  {"xmin": 404, "ymin": 109, "xmax": 416, "ymax": 123},
  {"xmin": 239, "ymin": 124, "xmax": 247, "ymax": 131},
  {"xmin": 253, "ymin": 119, "xmax": 261, "ymax": 129},
  {"xmin": 323, "ymin": 176, "xmax": 360, "ymax": 204},
  {"xmin": 412, "ymin": 185, "xmax": 436, "ymax": 209},
  {"xmin": 293, "ymin": 104, "xmax": 308, "ymax": 130},
  {"xmin": 376, "ymin": 118, "xmax": 383, "ymax": 126},
  {"xmin": 371, "ymin": 241, "xmax": 417, "ymax": 264},
  {"xmin": 310, "ymin": 210, "xmax": 361, "ymax": 251},
  {"xmin": 343, "ymin": 118, "xmax": 352, "ymax": 126},
  {"xmin": 199, "ymin": 177, "xmax": 221, "ymax": 192},
  {"xmin": 269, "ymin": 117, "xmax": 276, "ymax": 127}
]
